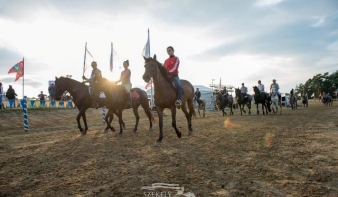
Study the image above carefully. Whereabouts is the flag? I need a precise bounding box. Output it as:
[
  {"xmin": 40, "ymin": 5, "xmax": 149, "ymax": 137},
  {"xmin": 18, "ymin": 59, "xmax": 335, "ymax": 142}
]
[
  {"xmin": 142, "ymin": 28, "xmax": 150, "ymax": 57},
  {"xmin": 311, "ymin": 93, "xmax": 314, "ymax": 97},
  {"xmin": 83, "ymin": 42, "xmax": 94, "ymax": 74},
  {"xmin": 110, "ymin": 42, "xmax": 113, "ymax": 72},
  {"xmin": 8, "ymin": 60, "xmax": 24, "ymax": 82}
]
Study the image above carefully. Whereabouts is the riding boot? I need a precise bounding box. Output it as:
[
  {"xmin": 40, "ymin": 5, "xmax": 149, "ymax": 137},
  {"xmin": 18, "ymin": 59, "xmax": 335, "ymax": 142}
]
[
  {"xmin": 126, "ymin": 92, "xmax": 132, "ymax": 108},
  {"xmin": 90, "ymin": 94, "xmax": 99, "ymax": 109}
]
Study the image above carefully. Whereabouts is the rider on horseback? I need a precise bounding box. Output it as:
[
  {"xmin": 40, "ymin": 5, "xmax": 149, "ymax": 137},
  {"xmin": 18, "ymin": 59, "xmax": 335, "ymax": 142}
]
[
  {"xmin": 114, "ymin": 60, "xmax": 132, "ymax": 108},
  {"xmin": 82, "ymin": 61, "xmax": 102, "ymax": 109},
  {"xmin": 270, "ymin": 79, "xmax": 281, "ymax": 97},
  {"xmin": 257, "ymin": 80, "xmax": 265, "ymax": 92},
  {"xmin": 221, "ymin": 86, "xmax": 228, "ymax": 97},
  {"xmin": 241, "ymin": 83, "xmax": 248, "ymax": 99},
  {"xmin": 194, "ymin": 88, "xmax": 202, "ymax": 105},
  {"xmin": 164, "ymin": 46, "xmax": 182, "ymax": 107}
]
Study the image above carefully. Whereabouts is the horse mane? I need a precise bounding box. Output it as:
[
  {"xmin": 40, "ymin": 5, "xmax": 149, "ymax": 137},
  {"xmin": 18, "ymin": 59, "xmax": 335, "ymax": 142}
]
[
  {"xmin": 145, "ymin": 56, "xmax": 169, "ymax": 80},
  {"xmin": 60, "ymin": 76, "xmax": 85, "ymax": 87}
]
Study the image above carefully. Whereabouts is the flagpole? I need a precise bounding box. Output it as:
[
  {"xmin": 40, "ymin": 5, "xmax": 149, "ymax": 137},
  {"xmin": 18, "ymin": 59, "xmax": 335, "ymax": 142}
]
[
  {"xmin": 22, "ymin": 57, "xmax": 25, "ymax": 99},
  {"xmin": 83, "ymin": 42, "xmax": 87, "ymax": 81}
]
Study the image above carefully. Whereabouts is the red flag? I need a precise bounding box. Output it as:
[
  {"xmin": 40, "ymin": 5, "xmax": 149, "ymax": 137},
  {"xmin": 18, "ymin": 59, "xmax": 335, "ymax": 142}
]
[{"xmin": 8, "ymin": 60, "xmax": 24, "ymax": 82}]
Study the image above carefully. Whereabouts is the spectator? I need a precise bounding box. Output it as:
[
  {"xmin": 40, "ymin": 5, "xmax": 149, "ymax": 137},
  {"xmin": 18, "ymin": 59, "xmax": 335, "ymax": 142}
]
[
  {"xmin": 6, "ymin": 85, "xmax": 17, "ymax": 108},
  {"xmin": 48, "ymin": 83, "xmax": 55, "ymax": 101},
  {"xmin": 38, "ymin": 91, "xmax": 47, "ymax": 106}
]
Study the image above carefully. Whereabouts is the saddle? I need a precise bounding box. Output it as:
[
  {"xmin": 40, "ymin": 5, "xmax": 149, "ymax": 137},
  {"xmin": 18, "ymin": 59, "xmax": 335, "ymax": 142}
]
[
  {"xmin": 88, "ymin": 87, "xmax": 106, "ymax": 98},
  {"xmin": 169, "ymin": 79, "xmax": 184, "ymax": 97},
  {"xmin": 130, "ymin": 90, "xmax": 139, "ymax": 100}
]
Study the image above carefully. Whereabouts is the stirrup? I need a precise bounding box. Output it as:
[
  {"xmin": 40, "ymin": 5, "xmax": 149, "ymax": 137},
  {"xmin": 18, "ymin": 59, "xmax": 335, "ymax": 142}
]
[{"xmin": 175, "ymin": 100, "xmax": 182, "ymax": 106}]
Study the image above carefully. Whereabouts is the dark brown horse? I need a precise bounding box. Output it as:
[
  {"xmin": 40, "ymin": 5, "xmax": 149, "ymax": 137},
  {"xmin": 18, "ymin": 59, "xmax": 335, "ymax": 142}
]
[
  {"xmin": 54, "ymin": 76, "xmax": 112, "ymax": 134},
  {"xmin": 252, "ymin": 86, "xmax": 271, "ymax": 115},
  {"xmin": 55, "ymin": 76, "xmax": 155, "ymax": 135},
  {"xmin": 215, "ymin": 91, "xmax": 234, "ymax": 116},
  {"xmin": 142, "ymin": 55, "xmax": 196, "ymax": 144},
  {"xmin": 235, "ymin": 88, "xmax": 252, "ymax": 116}
]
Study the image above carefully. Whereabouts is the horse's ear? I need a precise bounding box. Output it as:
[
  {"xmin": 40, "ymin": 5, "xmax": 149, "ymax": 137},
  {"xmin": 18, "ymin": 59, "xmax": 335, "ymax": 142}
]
[
  {"xmin": 143, "ymin": 56, "xmax": 147, "ymax": 61},
  {"xmin": 153, "ymin": 54, "xmax": 157, "ymax": 60},
  {"xmin": 55, "ymin": 76, "xmax": 58, "ymax": 80}
]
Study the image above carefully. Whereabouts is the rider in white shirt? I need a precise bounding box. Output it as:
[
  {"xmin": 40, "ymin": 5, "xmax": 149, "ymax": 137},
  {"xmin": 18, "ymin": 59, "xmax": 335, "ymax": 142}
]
[
  {"xmin": 257, "ymin": 80, "xmax": 264, "ymax": 92},
  {"xmin": 270, "ymin": 79, "xmax": 281, "ymax": 97}
]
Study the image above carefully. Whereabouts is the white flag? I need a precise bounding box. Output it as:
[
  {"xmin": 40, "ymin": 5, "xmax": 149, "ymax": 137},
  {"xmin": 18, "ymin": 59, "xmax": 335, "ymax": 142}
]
[
  {"xmin": 142, "ymin": 29, "xmax": 150, "ymax": 57},
  {"xmin": 311, "ymin": 93, "xmax": 314, "ymax": 97}
]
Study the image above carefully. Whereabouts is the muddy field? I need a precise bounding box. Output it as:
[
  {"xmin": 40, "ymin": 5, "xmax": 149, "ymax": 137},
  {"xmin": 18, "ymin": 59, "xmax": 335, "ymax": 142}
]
[{"xmin": 0, "ymin": 102, "xmax": 337, "ymax": 197}]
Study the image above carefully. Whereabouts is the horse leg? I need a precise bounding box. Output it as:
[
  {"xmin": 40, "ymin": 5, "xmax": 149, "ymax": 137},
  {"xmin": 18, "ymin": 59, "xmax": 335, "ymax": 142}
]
[
  {"xmin": 170, "ymin": 106, "xmax": 182, "ymax": 138},
  {"xmin": 140, "ymin": 99, "xmax": 154, "ymax": 131},
  {"xmin": 181, "ymin": 103, "xmax": 193, "ymax": 135},
  {"xmin": 256, "ymin": 103, "xmax": 259, "ymax": 115},
  {"xmin": 201, "ymin": 102, "xmax": 205, "ymax": 117},
  {"xmin": 261, "ymin": 103, "xmax": 265, "ymax": 115},
  {"xmin": 247, "ymin": 103, "xmax": 251, "ymax": 114},
  {"xmin": 104, "ymin": 109, "xmax": 115, "ymax": 132},
  {"xmin": 108, "ymin": 113, "xmax": 115, "ymax": 132},
  {"xmin": 132, "ymin": 106, "xmax": 140, "ymax": 133},
  {"xmin": 156, "ymin": 107, "xmax": 164, "ymax": 144},
  {"xmin": 117, "ymin": 110, "xmax": 124, "ymax": 137},
  {"xmin": 76, "ymin": 108, "xmax": 85, "ymax": 134},
  {"xmin": 230, "ymin": 103, "xmax": 234, "ymax": 115}
]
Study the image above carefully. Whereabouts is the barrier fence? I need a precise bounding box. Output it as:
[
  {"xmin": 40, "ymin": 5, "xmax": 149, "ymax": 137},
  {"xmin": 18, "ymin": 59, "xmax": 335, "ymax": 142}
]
[{"xmin": 1, "ymin": 99, "xmax": 75, "ymax": 109}]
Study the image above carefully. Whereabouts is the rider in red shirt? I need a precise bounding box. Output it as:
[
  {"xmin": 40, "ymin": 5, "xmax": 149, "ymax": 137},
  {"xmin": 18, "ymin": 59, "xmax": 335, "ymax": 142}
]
[{"xmin": 163, "ymin": 46, "xmax": 182, "ymax": 106}]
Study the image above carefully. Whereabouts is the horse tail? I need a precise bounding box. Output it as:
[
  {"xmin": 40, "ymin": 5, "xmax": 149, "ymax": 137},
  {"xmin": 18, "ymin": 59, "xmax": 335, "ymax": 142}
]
[{"xmin": 139, "ymin": 89, "xmax": 156, "ymax": 123}]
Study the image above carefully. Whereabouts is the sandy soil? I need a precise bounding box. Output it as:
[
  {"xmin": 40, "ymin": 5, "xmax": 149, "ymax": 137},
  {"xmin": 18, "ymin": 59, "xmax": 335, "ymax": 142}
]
[{"xmin": 0, "ymin": 101, "xmax": 337, "ymax": 197}]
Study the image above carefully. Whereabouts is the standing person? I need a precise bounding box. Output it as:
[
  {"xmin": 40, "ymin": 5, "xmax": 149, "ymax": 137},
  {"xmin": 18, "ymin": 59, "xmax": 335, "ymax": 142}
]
[
  {"xmin": 194, "ymin": 88, "xmax": 202, "ymax": 105},
  {"xmin": 114, "ymin": 60, "xmax": 132, "ymax": 108},
  {"xmin": 38, "ymin": 91, "xmax": 47, "ymax": 106},
  {"xmin": 240, "ymin": 83, "xmax": 248, "ymax": 98},
  {"xmin": 0, "ymin": 82, "xmax": 3, "ymax": 109},
  {"xmin": 83, "ymin": 61, "xmax": 102, "ymax": 109},
  {"xmin": 163, "ymin": 46, "xmax": 182, "ymax": 107},
  {"xmin": 48, "ymin": 83, "xmax": 55, "ymax": 101},
  {"xmin": 270, "ymin": 79, "xmax": 281, "ymax": 97},
  {"xmin": 257, "ymin": 80, "xmax": 265, "ymax": 92},
  {"xmin": 6, "ymin": 85, "xmax": 17, "ymax": 108}
]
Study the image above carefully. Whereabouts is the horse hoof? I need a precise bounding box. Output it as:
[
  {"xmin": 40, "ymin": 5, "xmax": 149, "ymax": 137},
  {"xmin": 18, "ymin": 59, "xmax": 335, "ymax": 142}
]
[
  {"xmin": 117, "ymin": 133, "xmax": 122, "ymax": 138},
  {"xmin": 155, "ymin": 140, "xmax": 162, "ymax": 145},
  {"xmin": 133, "ymin": 130, "xmax": 137, "ymax": 134},
  {"xmin": 177, "ymin": 132, "xmax": 182, "ymax": 138},
  {"xmin": 104, "ymin": 129, "xmax": 108, "ymax": 133}
]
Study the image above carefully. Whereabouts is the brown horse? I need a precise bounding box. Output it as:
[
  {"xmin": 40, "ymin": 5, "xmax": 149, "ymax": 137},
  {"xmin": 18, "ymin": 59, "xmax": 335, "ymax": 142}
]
[{"xmin": 142, "ymin": 55, "xmax": 196, "ymax": 144}]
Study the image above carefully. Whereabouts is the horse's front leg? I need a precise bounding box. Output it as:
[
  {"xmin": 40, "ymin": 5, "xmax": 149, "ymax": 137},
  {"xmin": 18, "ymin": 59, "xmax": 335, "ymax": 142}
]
[
  {"xmin": 76, "ymin": 108, "xmax": 86, "ymax": 134},
  {"xmin": 117, "ymin": 110, "xmax": 124, "ymax": 137},
  {"xmin": 261, "ymin": 103, "xmax": 266, "ymax": 115},
  {"xmin": 256, "ymin": 103, "xmax": 259, "ymax": 115},
  {"xmin": 170, "ymin": 106, "xmax": 182, "ymax": 139},
  {"xmin": 156, "ymin": 108, "xmax": 164, "ymax": 144}
]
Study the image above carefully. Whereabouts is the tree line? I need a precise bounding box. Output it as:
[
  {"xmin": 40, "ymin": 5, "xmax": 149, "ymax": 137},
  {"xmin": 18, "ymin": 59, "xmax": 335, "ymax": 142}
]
[{"xmin": 295, "ymin": 70, "xmax": 338, "ymax": 99}]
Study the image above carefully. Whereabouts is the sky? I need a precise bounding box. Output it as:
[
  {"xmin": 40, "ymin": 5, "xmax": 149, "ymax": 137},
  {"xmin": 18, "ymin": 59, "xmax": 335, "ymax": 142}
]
[{"xmin": 0, "ymin": 0, "xmax": 337, "ymax": 98}]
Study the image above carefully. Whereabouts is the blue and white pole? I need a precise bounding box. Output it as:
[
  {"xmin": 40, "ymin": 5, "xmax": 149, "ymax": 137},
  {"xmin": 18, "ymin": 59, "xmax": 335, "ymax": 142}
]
[
  {"xmin": 21, "ymin": 96, "xmax": 29, "ymax": 131},
  {"xmin": 102, "ymin": 106, "xmax": 106, "ymax": 123}
]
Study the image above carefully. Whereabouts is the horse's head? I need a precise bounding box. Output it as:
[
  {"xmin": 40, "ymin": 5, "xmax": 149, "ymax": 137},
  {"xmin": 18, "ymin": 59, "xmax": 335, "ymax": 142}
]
[
  {"xmin": 235, "ymin": 88, "xmax": 241, "ymax": 97},
  {"xmin": 142, "ymin": 54, "xmax": 168, "ymax": 83},
  {"xmin": 253, "ymin": 86, "xmax": 259, "ymax": 93},
  {"xmin": 54, "ymin": 76, "xmax": 66, "ymax": 101}
]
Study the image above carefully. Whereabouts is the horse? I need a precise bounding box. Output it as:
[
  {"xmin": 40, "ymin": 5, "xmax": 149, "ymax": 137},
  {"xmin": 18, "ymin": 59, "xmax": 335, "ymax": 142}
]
[
  {"xmin": 235, "ymin": 88, "xmax": 252, "ymax": 116},
  {"xmin": 55, "ymin": 76, "xmax": 155, "ymax": 135},
  {"xmin": 215, "ymin": 92, "xmax": 234, "ymax": 116},
  {"xmin": 302, "ymin": 95, "xmax": 308, "ymax": 107},
  {"xmin": 142, "ymin": 55, "xmax": 196, "ymax": 144},
  {"xmin": 194, "ymin": 97, "xmax": 206, "ymax": 117},
  {"xmin": 252, "ymin": 86, "xmax": 271, "ymax": 115},
  {"xmin": 322, "ymin": 95, "xmax": 333, "ymax": 107},
  {"xmin": 270, "ymin": 87, "xmax": 282, "ymax": 114},
  {"xmin": 289, "ymin": 94, "xmax": 297, "ymax": 109},
  {"xmin": 54, "ymin": 76, "xmax": 112, "ymax": 134}
]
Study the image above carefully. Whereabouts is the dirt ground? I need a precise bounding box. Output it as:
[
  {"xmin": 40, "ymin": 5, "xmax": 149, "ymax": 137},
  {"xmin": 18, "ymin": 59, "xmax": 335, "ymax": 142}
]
[{"xmin": 0, "ymin": 101, "xmax": 337, "ymax": 197}]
